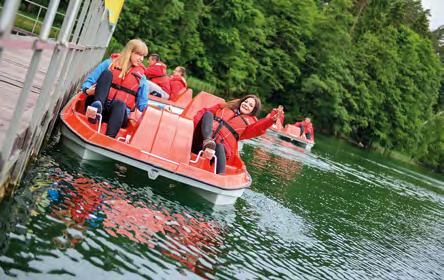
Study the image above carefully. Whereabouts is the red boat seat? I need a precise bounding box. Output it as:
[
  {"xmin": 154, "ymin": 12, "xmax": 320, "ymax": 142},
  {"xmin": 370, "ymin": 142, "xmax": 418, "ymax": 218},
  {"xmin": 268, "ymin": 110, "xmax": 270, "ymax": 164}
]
[
  {"xmin": 130, "ymin": 106, "xmax": 163, "ymax": 152},
  {"xmin": 170, "ymin": 88, "xmax": 193, "ymax": 108},
  {"xmin": 151, "ymin": 112, "xmax": 193, "ymax": 164},
  {"xmin": 180, "ymin": 91, "xmax": 224, "ymax": 120},
  {"xmin": 284, "ymin": 125, "xmax": 301, "ymax": 137},
  {"xmin": 147, "ymin": 88, "xmax": 192, "ymax": 109},
  {"xmin": 129, "ymin": 106, "xmax": 193, "ymax": 164}
]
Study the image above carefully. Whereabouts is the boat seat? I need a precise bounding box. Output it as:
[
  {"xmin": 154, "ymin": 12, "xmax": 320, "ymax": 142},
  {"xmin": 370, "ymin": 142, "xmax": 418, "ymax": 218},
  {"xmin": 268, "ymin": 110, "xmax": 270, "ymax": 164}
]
[
  {"xmin": 170, "ymin": 88, "xmax": 193, "ymax": 108},
  {"xmin": 180, "ymin": 91, "xmax": 224, "ymax": 120},
  {"xmin": 129, "ymin": 106, "xmax": 193, "ymax": 164},
  {"xmin": 147, "ymin": 88, "xmax": 193, "ymax": 110},
  {"xmin": 284, "ymin": 125, "xmax": 301, "ymax": 137}
]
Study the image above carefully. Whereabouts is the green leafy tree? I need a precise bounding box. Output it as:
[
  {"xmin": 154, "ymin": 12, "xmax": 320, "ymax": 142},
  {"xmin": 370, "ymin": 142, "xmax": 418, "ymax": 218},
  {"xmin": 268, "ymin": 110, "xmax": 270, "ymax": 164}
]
[{"xmin": 108, "ymin": 0, "xmax": 444, "ymax": 172}]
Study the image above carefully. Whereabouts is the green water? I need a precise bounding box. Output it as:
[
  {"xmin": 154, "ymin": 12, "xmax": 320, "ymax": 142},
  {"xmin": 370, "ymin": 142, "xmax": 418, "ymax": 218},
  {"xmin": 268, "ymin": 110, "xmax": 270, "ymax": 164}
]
[{"xmin": 0, "ymin": 133, "xmax": 443, "ymax": 279}]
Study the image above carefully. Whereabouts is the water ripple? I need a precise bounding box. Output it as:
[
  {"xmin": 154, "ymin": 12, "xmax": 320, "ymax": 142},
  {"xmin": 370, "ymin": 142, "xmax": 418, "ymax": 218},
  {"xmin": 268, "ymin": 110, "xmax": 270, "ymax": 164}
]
[{"xmin": 0, "ymin": 138, "xmax": 443, "ymax": 279}]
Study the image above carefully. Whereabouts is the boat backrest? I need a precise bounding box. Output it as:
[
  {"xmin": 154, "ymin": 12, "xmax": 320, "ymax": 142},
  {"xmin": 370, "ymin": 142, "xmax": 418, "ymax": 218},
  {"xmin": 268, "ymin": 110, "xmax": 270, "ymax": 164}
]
[
  {"xmin": 130, "ymin": 106, "xmax": 193, "ymax": 164},
  {"xmin": 284, "ymin": 124, "xmax": 301, "ymax": 137},
  {"xmin": 171, "ymin": 88, "xmax": 193, "ymax": 108},
  {"xmin": 180, "ymin": 91, "xmax": 224, "ymax": 120},
  {"xmin": 147, "ymin": 88, "xmax": 192, "ymax": 110},
  {"xmin": 130, "ymin": 106, "xmax": 163, "ymax": 152}
]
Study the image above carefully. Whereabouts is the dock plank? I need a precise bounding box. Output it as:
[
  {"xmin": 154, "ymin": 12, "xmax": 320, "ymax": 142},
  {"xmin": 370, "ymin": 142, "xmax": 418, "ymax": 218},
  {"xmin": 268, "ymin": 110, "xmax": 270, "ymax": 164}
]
[{"xmin": 0, "ymin": 42, "xmax": 54, "ymax": 151}]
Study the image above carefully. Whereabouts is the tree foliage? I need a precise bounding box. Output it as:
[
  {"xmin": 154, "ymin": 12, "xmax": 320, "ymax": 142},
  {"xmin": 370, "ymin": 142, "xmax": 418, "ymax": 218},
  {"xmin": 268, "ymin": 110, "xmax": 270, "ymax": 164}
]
[{"xmin": 111, "ymin": 0, "xmax": 443, "ymax": 172}]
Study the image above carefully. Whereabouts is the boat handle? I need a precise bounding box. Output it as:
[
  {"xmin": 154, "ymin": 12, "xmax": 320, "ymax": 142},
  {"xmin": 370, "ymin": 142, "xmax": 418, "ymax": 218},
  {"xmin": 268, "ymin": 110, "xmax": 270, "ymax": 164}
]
[
  {"xmin": 86, "ymin": 105, "xmax": 103, "ymax": 133},
  {"xmin": 96, "ymin": 114, "xmax": 101, "ymax": 132},
  {"xmin": 189, "ymin": 150, "xmax": 204, "ymax": 163},
  {"xmin": 117, "ymin": 135, "xmax": 131, "ymax": 143},
  {"xmin": 189, "ymin": 150, "xmax": 218, "ymax": 174}
]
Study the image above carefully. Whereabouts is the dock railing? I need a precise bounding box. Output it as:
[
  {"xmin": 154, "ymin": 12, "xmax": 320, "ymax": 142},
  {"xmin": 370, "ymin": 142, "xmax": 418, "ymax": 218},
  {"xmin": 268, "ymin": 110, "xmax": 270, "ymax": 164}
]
[
  {"xmin": 5, "ymin": 0, "xmax": 65, "ymax": 37},
  {"xmin": 0, "ymin": 0, "xmax": 119, "ymax": 198}
]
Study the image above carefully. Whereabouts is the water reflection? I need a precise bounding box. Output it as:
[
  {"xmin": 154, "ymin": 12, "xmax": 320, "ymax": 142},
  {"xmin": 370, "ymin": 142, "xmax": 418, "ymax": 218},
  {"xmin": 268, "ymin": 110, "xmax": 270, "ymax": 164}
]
[
  {"xmin": 249, "ymin": 147, "xmax": 302, "ymax": 181},
  {"xmin": 245, "ymin": 133, "xmax": 332, "ymax": 171},
  {"xmin": 0, "ymin": 158, "xmax": 225, "ymax": 278},
  {"xmin": 0, "ymin": 136, "xmax": 443, "ymax": 279},
  {"xmin": 103, "ymin": 198, "xmax": 222, "ymax": 273}
]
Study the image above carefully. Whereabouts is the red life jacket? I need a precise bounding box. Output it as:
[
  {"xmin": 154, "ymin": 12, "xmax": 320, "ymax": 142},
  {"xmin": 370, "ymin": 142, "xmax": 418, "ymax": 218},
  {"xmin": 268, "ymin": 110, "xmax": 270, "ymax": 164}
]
[
  {"xmin": 212, "ymin": 108, "xmax": 257, "ymax": 159},
  {"xmin": 145, "ymin": 62, "xmax": 171, "ymax": 94},
  {"xmin": 295, "ymin": 120, "xmax": 314, "ymax": 136},
  {"xmin": 108, "ymin": 62, "xmax": 144, "ymax": 111},
  {"xmin": 169, "ymin": 75, "xmax": 187, "ymax": 100}
]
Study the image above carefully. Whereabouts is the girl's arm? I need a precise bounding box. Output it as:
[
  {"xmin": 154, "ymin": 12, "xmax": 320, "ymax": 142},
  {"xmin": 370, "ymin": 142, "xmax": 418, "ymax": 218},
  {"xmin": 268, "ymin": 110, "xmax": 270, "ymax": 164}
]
[
  {"xmin": 240, "ymin": 109, "xmax": 279, "ymax": 140},
  {"xmin": 240, "ymin": 117, "xmax": 275, "ymax": 140},
  {"xmin": 136, "ymin": 75, "xmax": 149, "ymax": 112},
  {"xmin": 81, "ymin": 58, "xmax": 112, "ymax": 93}
]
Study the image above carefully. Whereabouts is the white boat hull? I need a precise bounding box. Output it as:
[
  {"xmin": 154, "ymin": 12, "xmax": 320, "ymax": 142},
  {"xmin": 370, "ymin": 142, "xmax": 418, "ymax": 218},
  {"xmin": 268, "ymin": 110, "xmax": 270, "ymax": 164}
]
[
  {"xmin": 274, "ymin": 131, "xmax": 314, "ymax": 151},
  {"xmin": 61, "ymin": 125, "xmax": 247, "ymax": 205}
]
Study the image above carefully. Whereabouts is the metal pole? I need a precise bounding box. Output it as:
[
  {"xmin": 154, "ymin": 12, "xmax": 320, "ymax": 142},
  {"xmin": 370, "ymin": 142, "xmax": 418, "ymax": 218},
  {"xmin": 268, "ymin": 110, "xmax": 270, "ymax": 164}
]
[
  {"xmin": 80, "ymin": 0, "xmax": 98, "ymax": 45},
  {"xmin": 30, "ymin": 0, "xmax": 84, "ymax": 134},
  {"xmin": 71, "ymin": 0, "xmax": 91, "ymax": 43},
  {"xmin": 33, "ymin": 0, "xmax": 82, "ymax": 152},
  {"xmin": 0, "ymin": 0, "xmax": 21, "ymax": 35},
  {"xmin": 0, "ymin": 0, "xmax": 60, "ymax": 164},
  {"xmin": 58, "ymin": 0, "xmax": 81, "ymax": 43},
  {"xmin": 29, "ymin": 0, "xmax": 82, "ymax": 139},
  {"xmin": 32, "ymin": 6, "xmax": 43, "ymax": 34},
  {"xmin": 0, "ymin": 0, "xmax": 22, "ymax": 61},
  {"xmin": 45, "ymin": 0, "xmax": 106, "ymax": 138},
  {"xmin": 73, "ymin": 0, "xmax": 97, "ymax": 80},
  {"xmin": 39, "ymin": 0, "xmax": 60, "ymax": 40}
]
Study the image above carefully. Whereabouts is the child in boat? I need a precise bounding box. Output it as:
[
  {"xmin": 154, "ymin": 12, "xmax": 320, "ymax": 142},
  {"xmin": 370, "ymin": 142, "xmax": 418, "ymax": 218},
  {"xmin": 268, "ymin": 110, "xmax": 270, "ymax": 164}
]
[
  {"xmin": 192, "ymin": 95, "xmax": 284, "ymax": 174},
  {"xmin": 144, "ymin": 53, "xmax": 171, "ymax": 99},
  {"xmin": 168, "ymin": 66, "xmax": 187, "ymax": 101},
  {"xmin": 294, "ymin": 117, "xmax": 314, "ymax": 140},
  {"xmin": 81, "ymin": 39, "xmax": 149, "ymax": 138}
]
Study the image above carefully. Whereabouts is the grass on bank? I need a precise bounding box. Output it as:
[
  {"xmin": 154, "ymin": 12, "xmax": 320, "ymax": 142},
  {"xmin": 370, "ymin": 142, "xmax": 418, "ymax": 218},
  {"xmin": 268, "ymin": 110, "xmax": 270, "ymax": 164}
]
[
  {"xmin": 8, "ymin": 7, "xmax": 61, "ymax": 38},
  {"xmin": 14, "ymin": 15, "xmax": 60, "ymax": 38}
]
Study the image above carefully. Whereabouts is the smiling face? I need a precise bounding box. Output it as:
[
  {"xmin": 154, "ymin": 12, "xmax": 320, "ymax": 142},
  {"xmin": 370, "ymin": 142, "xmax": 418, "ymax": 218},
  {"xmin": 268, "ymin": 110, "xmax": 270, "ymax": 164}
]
[
  {"xmin": 130, "ymin": 51, "xmax": 144, "ymax": 66},
  {"xmin": 240, "ymin": 97, "xmax": 256, "ymax": 115}
]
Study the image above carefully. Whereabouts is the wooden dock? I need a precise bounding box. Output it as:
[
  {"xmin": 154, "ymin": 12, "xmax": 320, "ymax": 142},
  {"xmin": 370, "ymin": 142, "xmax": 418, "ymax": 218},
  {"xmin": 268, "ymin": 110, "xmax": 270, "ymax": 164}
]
[
  {"xmin": 0, "ymin": 0, "xmax": 115, "ymax": 200},
  {"xmin": 0, "ymin": 43, "xmax": 53, "ymax": 154}
]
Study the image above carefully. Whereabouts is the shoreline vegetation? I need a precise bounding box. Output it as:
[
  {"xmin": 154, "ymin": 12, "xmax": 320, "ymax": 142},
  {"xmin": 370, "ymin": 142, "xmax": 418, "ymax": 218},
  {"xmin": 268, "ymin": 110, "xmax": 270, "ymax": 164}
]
[{"xmin": 12, "ymin": 0, "xmax": 444, "ymax": 174}]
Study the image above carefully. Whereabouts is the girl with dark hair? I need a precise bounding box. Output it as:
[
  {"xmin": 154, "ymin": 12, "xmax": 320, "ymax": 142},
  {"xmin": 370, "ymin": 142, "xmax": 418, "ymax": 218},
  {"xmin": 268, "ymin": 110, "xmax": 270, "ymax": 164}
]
[
  {"xmin": 192, "ymin": 95, "xmax": 284, "ymax": 174},
  {"xmin": 168, "ymin": 66, "xmax": 187, "ymax": 101}
]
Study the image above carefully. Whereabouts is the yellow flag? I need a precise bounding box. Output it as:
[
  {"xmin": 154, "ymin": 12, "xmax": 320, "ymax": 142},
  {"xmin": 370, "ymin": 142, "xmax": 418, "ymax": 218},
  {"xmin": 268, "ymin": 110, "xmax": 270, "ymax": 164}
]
[{"xmin": 105, "ymin": 0, "xmax": 125, "ymax": 24}]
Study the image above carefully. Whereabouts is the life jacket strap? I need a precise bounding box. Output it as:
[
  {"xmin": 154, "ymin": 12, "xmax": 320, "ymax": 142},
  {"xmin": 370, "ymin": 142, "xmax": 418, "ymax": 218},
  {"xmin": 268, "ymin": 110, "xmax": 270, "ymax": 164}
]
[
  {"xmin": 213, "ymin": 116, "xmax": 240, "ymax": 141},
  {"xmin": 111, "ymin": 83, "xmax": 138, "ymax": 97}
]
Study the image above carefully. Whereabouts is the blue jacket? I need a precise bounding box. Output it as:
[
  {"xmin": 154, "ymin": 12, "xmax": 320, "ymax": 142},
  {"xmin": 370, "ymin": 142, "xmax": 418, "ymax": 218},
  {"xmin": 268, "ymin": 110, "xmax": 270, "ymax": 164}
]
[{"xmin": 82, "ymin": 58, "xmax": 149, "ymax": 113}]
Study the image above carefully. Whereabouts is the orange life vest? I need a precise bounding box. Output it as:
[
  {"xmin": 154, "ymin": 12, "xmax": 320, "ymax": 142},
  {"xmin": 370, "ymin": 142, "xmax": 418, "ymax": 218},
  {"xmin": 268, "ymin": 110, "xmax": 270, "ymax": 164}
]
[
  {"xmin": 212, "ymin": 108, "xmax": 257, "ymax": 159},
  {"xmin": 108, "ymin": 62, "xmax": 144, "ymax": 111}
]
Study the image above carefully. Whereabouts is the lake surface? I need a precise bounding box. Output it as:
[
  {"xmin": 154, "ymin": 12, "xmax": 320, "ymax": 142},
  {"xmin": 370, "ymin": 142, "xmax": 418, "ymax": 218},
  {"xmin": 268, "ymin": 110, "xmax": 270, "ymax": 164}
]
[{"xmin": 0, "ymin": 133, "xmax": 443, "ymax": 279}]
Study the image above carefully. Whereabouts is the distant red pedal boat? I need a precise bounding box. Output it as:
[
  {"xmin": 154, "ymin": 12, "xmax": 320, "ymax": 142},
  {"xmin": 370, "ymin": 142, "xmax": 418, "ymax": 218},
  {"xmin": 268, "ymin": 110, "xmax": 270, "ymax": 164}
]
[
  {"xmin": 268, "ymin": 124, "xmax": 315, "ymax": 152},
  {"xmin": 60, "ymin": 91, "xmax": 251, "ymax": 205}
]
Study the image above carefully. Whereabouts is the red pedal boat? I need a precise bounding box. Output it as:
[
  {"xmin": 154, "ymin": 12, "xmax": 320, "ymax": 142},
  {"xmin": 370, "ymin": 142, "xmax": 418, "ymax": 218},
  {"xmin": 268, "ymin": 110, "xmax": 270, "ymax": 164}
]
[
  {"xmin": 60, "ymin": 91, "xmax": 251, "ymax": 205},
  {"xmin": 269, "ymin": 124, "xmax": 315, "ymax": 152}
]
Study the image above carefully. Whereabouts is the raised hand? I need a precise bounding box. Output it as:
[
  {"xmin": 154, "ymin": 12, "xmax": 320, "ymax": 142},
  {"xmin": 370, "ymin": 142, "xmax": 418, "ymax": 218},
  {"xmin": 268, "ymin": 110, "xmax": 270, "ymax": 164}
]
[{"xmin": 272, "ymin": 105, "xmax": 284, "ymax": 121}]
